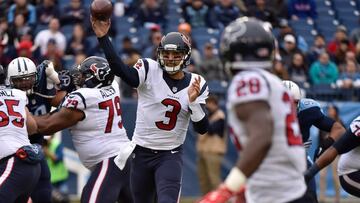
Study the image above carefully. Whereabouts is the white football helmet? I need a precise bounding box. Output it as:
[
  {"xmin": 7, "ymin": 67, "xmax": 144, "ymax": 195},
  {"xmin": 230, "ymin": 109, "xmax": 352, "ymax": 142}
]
[
  {"xmin": 282, "ymin": 80, "xmax": 302, "ymax": 101},
  {"xmin": 6, "ymin": 57, "xmax": 37, "ymax": 94}
]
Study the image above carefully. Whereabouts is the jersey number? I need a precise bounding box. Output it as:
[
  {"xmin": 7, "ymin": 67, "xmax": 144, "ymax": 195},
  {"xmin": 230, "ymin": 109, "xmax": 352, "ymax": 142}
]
[
  {"xmin": 155, "ymin": 99, "xmax": 181, "ymax": 131},
  {"xmin": 0, "ymin": 99, "xmax": 25, "ymax": 128},
  {"xmin": 237, "ymin": 77, "xmax": 261, "ymax": 96},
  {"xmin": 282, "ymin": 92, "xmax": 302, "ymax": 146},
  {"xmin": 98, "ymin": 96, "xmax": 123, "ymax": 133}
]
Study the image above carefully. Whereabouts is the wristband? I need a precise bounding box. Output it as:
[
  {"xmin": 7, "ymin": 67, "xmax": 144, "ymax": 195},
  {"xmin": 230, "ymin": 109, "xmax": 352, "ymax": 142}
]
[
  {"xmin": 189, "ymin": 102, "xmax": 205, "ymax": 122},
  {"xmin": 224, "ymin": 167, "xmax": 247, "ymax": 192}
]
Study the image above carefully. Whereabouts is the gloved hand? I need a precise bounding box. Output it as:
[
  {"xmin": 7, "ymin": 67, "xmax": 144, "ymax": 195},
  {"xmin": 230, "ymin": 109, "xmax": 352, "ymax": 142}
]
[
  {"xmin": 35, "ymin": 60, "xmax": 60, "ymax": 97},
  {"xmin": 57, "ymin": 70, "xmax": 76, "ymax": 92},
  {"xmin": 198, "ymin": 184, "xmax": 241, "ymax": 203},
  {"xmin": 304, "ymin": 163, "xmax": 320, "ymax": 183}
]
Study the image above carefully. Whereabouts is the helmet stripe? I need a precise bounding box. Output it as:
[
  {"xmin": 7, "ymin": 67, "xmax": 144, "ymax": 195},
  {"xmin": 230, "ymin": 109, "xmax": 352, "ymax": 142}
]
[
  {"xmin": 22, "ymin": 58, "xmax": 28, "ymax": 71},
  {"xmin": 17, "ymin": 59, "xmax": 21, "ymax": 73}
]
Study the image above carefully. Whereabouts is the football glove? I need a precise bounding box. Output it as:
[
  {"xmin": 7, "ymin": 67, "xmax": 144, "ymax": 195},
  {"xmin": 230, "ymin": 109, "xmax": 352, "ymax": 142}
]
[
  {"xmin": 198, "ymin": 184, "xmax": 238, "ymax": 203},
  {"xmin": 35, "ymin": 60, "xmax": 59, "ymax": 98}
]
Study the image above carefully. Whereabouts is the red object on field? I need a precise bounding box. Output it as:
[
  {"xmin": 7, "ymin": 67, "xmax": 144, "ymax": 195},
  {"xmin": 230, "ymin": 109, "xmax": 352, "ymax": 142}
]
[{"xmin": 90, "ymin": 0, "xmax": 113, "ymax": 21}]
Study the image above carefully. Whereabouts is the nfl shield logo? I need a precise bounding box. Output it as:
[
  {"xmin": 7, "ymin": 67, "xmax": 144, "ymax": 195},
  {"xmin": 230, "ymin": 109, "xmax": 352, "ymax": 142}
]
[{"xmin": 172, "ymin": 87, "xmax": 177, "ymax": 92}]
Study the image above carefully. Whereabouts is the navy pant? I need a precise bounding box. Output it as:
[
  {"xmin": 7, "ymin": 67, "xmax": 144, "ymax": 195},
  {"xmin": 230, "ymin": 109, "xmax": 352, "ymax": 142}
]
[
  {"xmin": 339, "ymin": 171, "xmax": 360, "ymax": 198},
  {"xmin": 0, "ymin": 156, "xmax": 41, "ymax": 203},
  {"xmin": 31, "ymin": 158, "xmax": 52, "ymax": 203},
  {"xmin": 81, "ymin": 156, "xmax": 132, "ymax": 203},
  {"xmin": 131, "ymin": 145, "xmax": 183, "ymax": 203}
]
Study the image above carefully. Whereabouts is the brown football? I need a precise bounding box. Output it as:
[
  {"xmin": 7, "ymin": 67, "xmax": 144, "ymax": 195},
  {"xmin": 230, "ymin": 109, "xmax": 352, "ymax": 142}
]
[{"xmin": 90, "ymin": 0, "xmax": 113, "ymax": 21}]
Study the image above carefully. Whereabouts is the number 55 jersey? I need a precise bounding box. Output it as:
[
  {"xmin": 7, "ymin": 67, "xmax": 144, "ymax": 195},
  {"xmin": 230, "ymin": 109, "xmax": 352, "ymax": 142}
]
[
  {"xmin": 0, "ymin": 86, "xmax": 31, "ymax": 159},
  {"xmin": 131, "ymin": 58, "xmax": 208, "ymax": 150},
  {"xmin": 227, "ymin": 69, "xmax": 307, "ymax": 203},
  {"xmin": 61, "ymin": 80, "xmax": 130, "ymax": 169}
]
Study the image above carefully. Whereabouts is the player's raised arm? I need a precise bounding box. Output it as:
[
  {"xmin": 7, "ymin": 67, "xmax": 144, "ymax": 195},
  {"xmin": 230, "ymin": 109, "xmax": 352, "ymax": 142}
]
[{"xmin": 90, "ymin": 18, "xmax": 140, "ymax": 87}]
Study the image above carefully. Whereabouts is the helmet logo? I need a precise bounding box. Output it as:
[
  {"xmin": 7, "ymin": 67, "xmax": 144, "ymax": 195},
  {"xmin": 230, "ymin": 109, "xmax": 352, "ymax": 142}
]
[
  {"xmin": 181, "ymin": 35, "xmax": 191, "ymax": 47},
  {"xmin": 90, "ymin": 63, "xmax": 110, "ymax": 81}
]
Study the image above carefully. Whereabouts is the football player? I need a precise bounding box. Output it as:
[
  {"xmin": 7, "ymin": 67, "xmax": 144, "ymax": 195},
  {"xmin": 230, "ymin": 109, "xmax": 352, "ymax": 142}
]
[
  {"xmin": 0, "ymin": 64, "xmax": 43, "ymax": 202},
  {"xmin": 34, "ymin": 56, "xmax": 133, "ymax": 203},
  {"xmin": 305, "ymin": 115, "xmax": 360, "ymax": 197},
  {"xmin": 91, "ymin": 18, "xmax": 209, "ymax": 203},
  {"xmin": 6, "ymin": 57, "xmax": 67, "ymax": 203},
  {"xmin": 199, "ymin": 17, "xmax": 315, "ymax": 203},
  {"xmin": 283, "ymin": 80, "xmax": 345, "ymax": 200}
]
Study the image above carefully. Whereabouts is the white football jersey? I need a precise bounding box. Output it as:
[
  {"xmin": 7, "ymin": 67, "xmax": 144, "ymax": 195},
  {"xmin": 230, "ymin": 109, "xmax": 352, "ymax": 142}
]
[
  {"xmin": 61, "ymin": 81, "xmax": 130, "ymax": 169},
  {"xmin": 0, "ymin": 86, "xmax": 31, "ymax": 159},
  {"xmin": 131, "ymin": 58, "xmax": 208, "ymax": 150},
  {"xmin": 338, "ymin": 116, "xmax": 360, "ymax": 176},
  {"xmin": 227, "ymin": 69, "xmax": 306, "ymax": 203}
]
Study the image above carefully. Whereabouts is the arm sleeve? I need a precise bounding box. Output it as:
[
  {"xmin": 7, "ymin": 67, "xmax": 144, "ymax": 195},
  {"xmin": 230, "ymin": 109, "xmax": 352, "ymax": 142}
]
[
  {"xmin": 97, "ymin": 35, "xmax": 140, "ymax": 87},
  {"xmin": 333, "ymin": 129, "xmax": 360, "ymax": 154},
  {"xmin": 314, "ymin": 115, "xmax": 336, "ymax": 132},
  {"xmin": 298, "ymin": 106, "xmax": 335, "ymax": 132},
  {"xmin": 193, "ymin": 105, "xmax": 209, "ymax": 135}
]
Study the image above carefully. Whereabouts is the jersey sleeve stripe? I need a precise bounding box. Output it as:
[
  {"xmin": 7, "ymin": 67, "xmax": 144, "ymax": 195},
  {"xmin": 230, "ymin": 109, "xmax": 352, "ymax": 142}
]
[
  {"xmin": 142, "ymin": 58, "xmax": 149, "ymax": 82},
  {"xmin": 71, "ymin": 92, "xmax": 87, "ymax": 109},
  {"xmin": 199, "ymin": 82, "xmax": 208, "ymax": 96}
]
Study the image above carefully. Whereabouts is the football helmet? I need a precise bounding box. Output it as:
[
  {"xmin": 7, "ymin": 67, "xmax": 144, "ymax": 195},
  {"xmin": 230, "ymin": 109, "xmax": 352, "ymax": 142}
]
[
  {"xmin": 6, "ymin": 57, "xmax": 37, "ymax": 94},
  {"xmin": 220, "ymin": 17, "xmax": 275, "ymax": 74},
  {"xmin": 77, "ymin": 56, "xmax": 114, "ymax": 88},
  {"xmin": 157, "ymin": 32, "xmax": 191, "ymax": 74},
  {"xmin": 283, "ymin": 80, "xmax": 302, "ymax": 101}
]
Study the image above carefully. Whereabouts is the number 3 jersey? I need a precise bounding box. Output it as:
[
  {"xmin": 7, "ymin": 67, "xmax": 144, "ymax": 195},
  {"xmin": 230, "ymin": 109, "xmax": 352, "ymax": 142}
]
[
  {"xmin": 227, "ymin": 69, "xmax": 306, "ymax": 203},
  {"xmin": 61, "ymin": 81, "xmax": 130, "ymax": 169},
  {"xmin": 0, "ymin": 86, "xmax": 31, "ymax": 159},
  {"xmin": 131, "ymin": 58, "xmax": 208, "ymax": 150}
]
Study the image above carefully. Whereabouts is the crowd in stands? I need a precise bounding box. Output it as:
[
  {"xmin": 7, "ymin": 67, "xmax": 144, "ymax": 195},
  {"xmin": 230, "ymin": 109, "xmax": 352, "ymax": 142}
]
[{"xmin": 1, "ymin": 0, "xmax": 360, "ymax": 100}]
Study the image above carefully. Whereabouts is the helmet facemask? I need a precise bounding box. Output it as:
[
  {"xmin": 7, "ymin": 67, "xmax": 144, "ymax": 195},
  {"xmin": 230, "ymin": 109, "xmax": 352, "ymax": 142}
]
[
  {"xmin": 158, "ymin": 48, "xmax": 189, "ymax": 75},
  {"xmin": 10, "ymin": 73, "xmax": 37, "ymax": 95}
]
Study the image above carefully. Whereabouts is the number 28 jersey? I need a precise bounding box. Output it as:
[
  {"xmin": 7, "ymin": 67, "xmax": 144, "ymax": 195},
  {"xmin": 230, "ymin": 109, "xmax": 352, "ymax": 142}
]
[
  {"xmin": 0, "ymin": 86, "xmax": 31, "ymax": 159},
  {"xmin": 132, "ymin": 58, "xmax": 208, "ymax": 150},
  {"xmin": 61, "ymin": 81, "xmax": 130, "ymax": 169},
  {"xmin": 227, "ymin": 69, "xmax": 306, "ymax": 203}
]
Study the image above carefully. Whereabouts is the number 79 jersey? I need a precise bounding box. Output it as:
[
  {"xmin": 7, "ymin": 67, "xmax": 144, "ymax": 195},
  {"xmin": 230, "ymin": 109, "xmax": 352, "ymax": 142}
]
[
  {"xmin": 132, "ymin": 58, "xmax": 208, "ymax": 150},
  {"xmin": 61, "ymin": 81, "xmax": 130, "ymax": 169},
  {"xmin": 227, "ymin": 69, "xmax": 306, "ymax": 203}
]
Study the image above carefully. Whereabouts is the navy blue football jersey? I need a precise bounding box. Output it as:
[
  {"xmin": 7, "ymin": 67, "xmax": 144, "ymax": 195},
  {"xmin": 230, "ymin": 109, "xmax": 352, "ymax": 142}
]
[
  {"xmin": 27, "ymin": 64, "xmax": 56, "ymax": 144},
  {"xmin": 297, "ymin": 98, "xmax": 335, "ymax": 151}
]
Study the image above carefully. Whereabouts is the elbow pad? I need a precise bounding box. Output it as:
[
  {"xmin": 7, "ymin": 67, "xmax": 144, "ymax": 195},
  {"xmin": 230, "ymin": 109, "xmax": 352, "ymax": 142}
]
[{"xmin": 189, "ymin": 102, "xmax": 205, "ymax": 122}]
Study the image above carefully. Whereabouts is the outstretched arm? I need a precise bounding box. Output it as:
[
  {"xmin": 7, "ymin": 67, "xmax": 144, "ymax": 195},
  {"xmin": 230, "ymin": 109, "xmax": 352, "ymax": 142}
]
[
  {"xmin": 91, "ymin": 18, "xmax": 139, "ymax": 87},
  {"xmin": 34, "ymin": 108, "xmax": 84, "ymax": 135},
  {"xmin": 305, "ymin": 128, "xmax": 360, "ymax": 181}
]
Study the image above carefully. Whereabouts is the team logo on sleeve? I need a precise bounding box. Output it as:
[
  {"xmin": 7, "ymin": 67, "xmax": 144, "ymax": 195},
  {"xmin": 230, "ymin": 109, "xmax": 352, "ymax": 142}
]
[
  {"xmin": 90, "ymin": 63, "xmax": 110, "ymax": 81},
  {"xmin": 350, "ymin": 118, "xmax": 360, "ymax": 136},
  {"xmin": 134, "ymin": 60, "xmax": 142, "ymax": 69}
]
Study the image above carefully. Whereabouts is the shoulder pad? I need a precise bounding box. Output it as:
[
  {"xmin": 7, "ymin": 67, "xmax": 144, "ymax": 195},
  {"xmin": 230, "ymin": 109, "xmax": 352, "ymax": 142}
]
[{"xmin": 298, "ymin": 98, "xmax": 321, "ymax": 112}]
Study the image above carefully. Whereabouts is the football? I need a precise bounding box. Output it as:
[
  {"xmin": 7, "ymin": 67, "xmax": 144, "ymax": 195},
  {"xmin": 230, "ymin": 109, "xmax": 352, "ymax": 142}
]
[{"xmin": 90, "ymin": 0, "xmax": 113, "ymax": 21}]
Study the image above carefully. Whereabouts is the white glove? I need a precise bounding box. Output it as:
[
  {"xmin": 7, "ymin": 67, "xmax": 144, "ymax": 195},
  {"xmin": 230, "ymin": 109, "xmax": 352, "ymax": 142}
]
[{"xmin": 45, "ymin": 61, "xmax": 60, "ymax": 89}]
